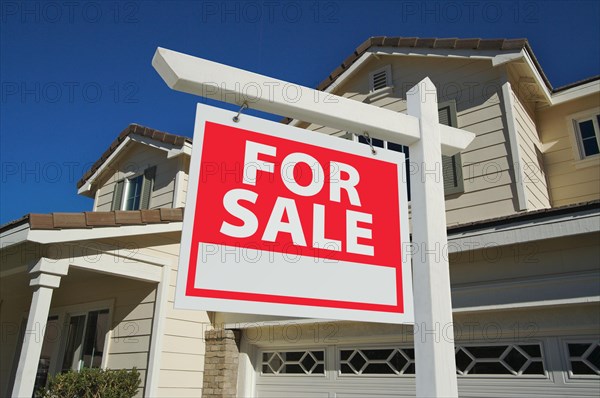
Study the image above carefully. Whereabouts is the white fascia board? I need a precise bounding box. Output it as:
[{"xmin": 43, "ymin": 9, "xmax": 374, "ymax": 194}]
[
  {"xmin": 27, "ymin": 222, "xmax": 182, "ymax": 245},
  {"xmin": 167, "ymin": 141, "xmax": 192, "ymax": 159},
  {"xmin": 129, "ymin": 133, "xmax": 182, "ymax": 152},
  {"xmin": 289, "ymin": 52, "xmax": 373, "ymax": 127},
  {"xmin": 372, "ymin": 46, "xmax": 523, "ymax": 66},
  {"xmin": 77, "ymin": 136, "xmax": 132, "ymax": 195},
  {"xmin": 152, "ymin": 48, "xmax": 474, "ymax": 156},
  {"xmin": 0, "ymin": 223, "xmax": 30, "ymax": 248},
  {"xmin": 551, "ymin": 79, "xmax": 600, "ymax": 106},
  {"xmin": 520, "ymin": 49, "xmax": 553, "ymax": 104},
  {"xmin": 78, "ymin": 134, "xmax": 188, "ymax": 195},
  {"xmin": 447, "ymin": 210, "xmax": 600, "ymax": 253}
]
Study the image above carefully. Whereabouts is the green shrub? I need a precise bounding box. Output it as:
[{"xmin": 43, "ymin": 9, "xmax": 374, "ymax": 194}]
[{"xmin": 36, "ymin": 367, "xmax": 140, "ymax": 398}]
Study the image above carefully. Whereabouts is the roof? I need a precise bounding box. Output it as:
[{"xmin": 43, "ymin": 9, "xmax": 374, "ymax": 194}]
[
  {"xmin": 0, "ymin": 208, "xmax": 183, "ymax": 233},
  {"xmin": 76, "ymin": 124, "xmax": 191, "ymax": 189},
  {"xmin": 3, "ymin": 200, "xmax": 598, "ymax": 236},
  {"xmin": 315, "ymin": 36, "xmax": 541, "ymax": 92},
  {"xmin": 553, "ymin": 75, "xmax": 600, "ymax": 93},
  {"xmin": 447, "ymin": 200, "xmax": 600, "ymax": 235}
]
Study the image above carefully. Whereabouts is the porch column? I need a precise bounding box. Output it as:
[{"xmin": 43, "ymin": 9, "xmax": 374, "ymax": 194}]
[{"xmin": 12, "ymin": 258, "xmax": 68, "ymax": 398}]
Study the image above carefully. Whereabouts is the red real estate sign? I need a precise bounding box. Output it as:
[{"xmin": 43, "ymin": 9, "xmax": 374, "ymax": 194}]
[{"xmin": 175, "ymin": 103, "xmax": 413, "ymax": 324}]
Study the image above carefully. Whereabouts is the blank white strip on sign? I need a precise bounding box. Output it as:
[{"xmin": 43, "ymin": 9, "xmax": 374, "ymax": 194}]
[{"xmin": 195, "ymin": 243, "xmax": 398, "ymax": 306}]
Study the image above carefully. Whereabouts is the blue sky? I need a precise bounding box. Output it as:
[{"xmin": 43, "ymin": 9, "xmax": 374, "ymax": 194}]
[{"xmin": 1, "ymin": 0, "xmax": 599, "ymax": 225}]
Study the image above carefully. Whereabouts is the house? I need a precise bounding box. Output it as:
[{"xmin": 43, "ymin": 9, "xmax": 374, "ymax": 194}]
[{"xmin": 1, "ymin": 37, "xmax": 599, "ymax": 397}]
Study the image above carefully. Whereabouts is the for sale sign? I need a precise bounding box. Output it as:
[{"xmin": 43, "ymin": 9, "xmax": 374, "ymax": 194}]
[{"xmin": 175, "ymin": 103, "xmax": 413, "ymax": 324}]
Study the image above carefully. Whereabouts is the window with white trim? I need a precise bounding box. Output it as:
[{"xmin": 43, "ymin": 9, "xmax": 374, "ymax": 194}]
[
  {"xmin": 60, "ymin": 309, "xmax": 110, "ymax": 372},
  {"xmin": 261, "ymin": 350, "xmax": 325, "ymax": 375},
  {"xmin": 340, "ymin": 347, "xmax": 415, "ymax": 375},
  {"xmin": 27, "ymin": 309, "xmax": 110, "ymax": 392},
  {"xmin": 566, "ymin": 341, "xmax": 600, "ymax": 377},
  {"xmin": 573, "ymin": 114, "xmax": 600, "ymax": 158},
  {"xmin": 455, "ymin": 343, "xmax": 545, "ymax": 376},
  {"xmin": 353, "ymin": 101, "xmax": 464, "ymax": 200},
  {"xmin": 337, "ymin": 343, "xmax": 546, "ymax": 377},
  {"xmin": 111, "ymin": 166, "xmax": 156, "ymax": 210}
]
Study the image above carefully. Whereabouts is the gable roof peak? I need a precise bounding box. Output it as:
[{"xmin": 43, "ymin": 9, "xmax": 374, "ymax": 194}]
[
  {"xmin": 316, "ymin": 36, "xmax": 531, "ymax": 92},
  {"xmin": 77, "ymin": 123, "xmax": 191, "ymax": 190}
]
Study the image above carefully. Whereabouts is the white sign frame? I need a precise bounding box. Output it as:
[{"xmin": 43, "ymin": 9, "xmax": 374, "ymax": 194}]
[{"xmin": 176, "ymin": 103, "xmax": 413, "ymax": 324}]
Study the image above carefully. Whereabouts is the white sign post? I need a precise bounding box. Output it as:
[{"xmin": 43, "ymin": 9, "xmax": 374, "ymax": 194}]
[{"xmin": 153, "ymin": 47, "xmax": 474, "ymax": 397}]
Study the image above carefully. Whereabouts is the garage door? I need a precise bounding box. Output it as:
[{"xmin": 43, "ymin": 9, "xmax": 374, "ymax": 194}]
[{"xmin": 254, "ymin": 338, "xmax": 600, "ymax": 397}]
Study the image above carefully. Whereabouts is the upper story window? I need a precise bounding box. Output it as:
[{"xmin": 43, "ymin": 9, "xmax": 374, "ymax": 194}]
[
  {"xmin": 111, "ymin": 166, "xmax": 156, "ymax": 211},
  {"xmin": 574, "ymin": 114, "xmax": 600, "ymax": 158},
  {"xmin": 369, "ymin": 65, "xmax": 392, "ymax": 92},
  {"xmin": 354, "ymin": 101, "xmax": 464, "ymax": 200},
  {"xmin": 123, "ymin": 174, "xmax": 144, "ymax": 210},
  {"xmin": 567, "ymin": 109, "xmax": 600, "ymax": 168}
]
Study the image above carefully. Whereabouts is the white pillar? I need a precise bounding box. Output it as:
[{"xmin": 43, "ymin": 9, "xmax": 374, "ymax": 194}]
[
  {"xmin": 407, "ymin": 78, "xmax": 458, "ymax": 397},
  {"xmin": 12, "ymin": 258, "xmax": 68, "ymax": 398}
]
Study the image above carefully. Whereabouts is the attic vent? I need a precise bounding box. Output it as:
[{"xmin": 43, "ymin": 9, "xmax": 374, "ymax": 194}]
[{"xmin": 370, "ymin": 65, "xmax": 392, "ymax": 92}]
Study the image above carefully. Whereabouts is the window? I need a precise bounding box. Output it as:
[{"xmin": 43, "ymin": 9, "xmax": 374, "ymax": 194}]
[
  {"xmin": 22, "ymin": 308, "xmax": 110, "ymax": 392},
  {"xmin": 566, "ymin": 341, "xmax": 600, "ymax": 377},
  {"xmin": 111, "ymin": 166, "xmax": 156, "ymax": 211},
  {"xmin": 455, "ymin": 343, "xmax": 545, "ymax": 376},
  {"xmin": 354, "ymin": 101, "xmax": 464, "ymax": 199},
  {"xmin": 369, "ymin": 65, "xmax": 392, "ymax": 92},
  {"xmin": 61, "ymin": 309, "xmax": 110, "ymax": 372},
  {"xmin": 574, "ymin": 114, "xmax": 600, "ymax": 158},
  {"xmin": 340, "ymin": 347, "xmax": 415, "ymax": 375},
  {"xmin": 261, "ymin": 350, "xmax": 325, "ymax": 375},
  {"xmin": 567, "ymin": 109, "xmax": 600, "ymax": 165},
  {"xmin": 336, "ymin": 343, "xmax": 545, "ymax": 377}
]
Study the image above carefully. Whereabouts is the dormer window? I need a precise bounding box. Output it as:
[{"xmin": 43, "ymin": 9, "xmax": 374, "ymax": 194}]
[
  {"xmin": 123, "ymin": 174, "xmax": 144, "ymax": 210},
  {"xmin": 111, "ymin": 166, "xmax": 156, "ymax": 211},
  {"xmin": 369, "ymin": 65, "xmax": 392, "ymax": 92}
]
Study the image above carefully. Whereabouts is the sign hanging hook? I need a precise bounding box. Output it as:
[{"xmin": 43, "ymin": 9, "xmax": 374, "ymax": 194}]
[
  {"xmin": 362, "ymin": 132, "xmax": 377, "ymax": 155},
  {"xmin": 232, "ymin": 102, "xmax": 249, "ymax": 123}
]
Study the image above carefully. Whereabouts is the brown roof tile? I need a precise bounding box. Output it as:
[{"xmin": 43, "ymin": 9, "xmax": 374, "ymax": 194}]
[
  {"xmin": 477, "ymin": 39, "xmax": 506, "ymax": 50},
  {"xmin": 0, "ymin": 208, "xmax": 185, "ymax": 233},
  {"xmin": 77, "ymin": 124, "xmax": 192, "ymax": 190},
  {"xmin": 454, "ymin": 38, "xmax": 480, "ymax": 49},
  {"xmin": 315, "ymin": 36, "xmax": 535, "ymax": 94},
  {"xmin": 115, "ymin": 211, "xmax": 143, "ymax": 225},
  {"xmin": 53, "ymin": 213, "xmax": 88, "ymax": 229},
  {"xmin": 140, "ymin": 209, "xmax": 163, "ymax": 224},
  {"xmin": 434, "ymin": 38, "xmax": 458, "ymax": 49},
  {"xmin": 160, "ymin": 208, "xmax": 184, "ymax": 222},
  {"xmin": 28, "ymin": 214, "xmax": 54, "ymax": 230},
  {"xmin": 398, "ymin": 37, "xmax": 418, "ymax": 47},
  {"xmin": 415, "ymin": 38, "xmax": 436, "ymax": 48},
  {"xmin": 85, "ymin": 212, "xmax": 117, "ymax": 226}
]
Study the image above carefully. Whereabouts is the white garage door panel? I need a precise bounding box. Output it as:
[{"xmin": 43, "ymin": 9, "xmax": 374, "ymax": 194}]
[
  {"xmin": 258, "ymin": 390, "xmax": 329, "ymax": 398},
  {"xmin": 253, "ymin": 337, "xmax": 600, "ymax": 398}
]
